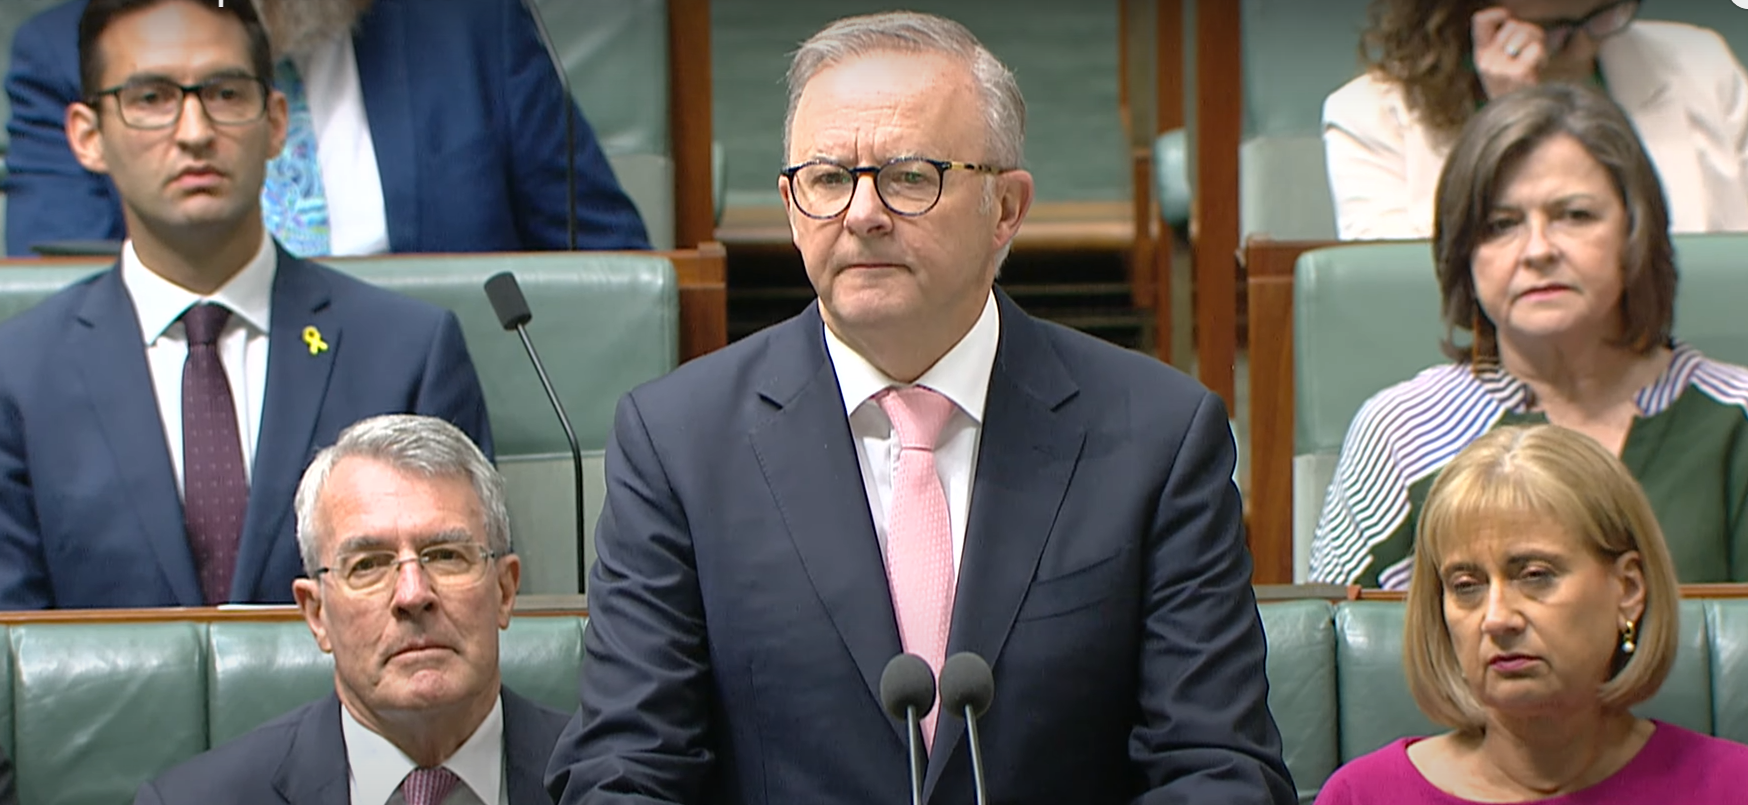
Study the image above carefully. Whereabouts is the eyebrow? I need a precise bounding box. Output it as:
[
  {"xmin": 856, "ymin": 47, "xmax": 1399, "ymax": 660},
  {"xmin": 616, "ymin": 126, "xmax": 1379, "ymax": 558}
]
[
  {"xmin": 113, "ymin": 67, "xmax": 256, "ymax": 86},
  {"xmin": 1439, "ymin": 549, "xmax": 1567, "ymax": 576},
  {"xmin": 332, "ymin": 529, "xmax": 477, "ymax": 556}
]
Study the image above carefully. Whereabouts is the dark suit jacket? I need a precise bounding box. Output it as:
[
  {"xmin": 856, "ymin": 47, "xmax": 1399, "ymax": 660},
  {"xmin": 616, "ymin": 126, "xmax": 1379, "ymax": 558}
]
[
  {"xmin": 547, "ymin": 291, "xmax": 1295, "ymax": 804},
  {"xmin": 0, "ymin": 247, "xmax": 492, "ymax": 609},
  {"xmin": 134, "ymin": 687, "xmax": 569, "ymax": 804},
  {"xmin": 0, "ymin": 744, "xmax": 15, "ymax": 805},
  {"xmin": 3, "ymin": 0, "xmax": 651, "ymax": 256}
]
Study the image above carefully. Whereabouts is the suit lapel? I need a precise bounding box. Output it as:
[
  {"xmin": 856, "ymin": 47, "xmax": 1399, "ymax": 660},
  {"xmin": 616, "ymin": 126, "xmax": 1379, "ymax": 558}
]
[
  {"xmin": 747, "ymin": 307, "xmax": 905, "ymax": 737},
  {"xmin": 71, "ymin": 268, "xmax": 204, "ymax": 605},
  {"xmin": 272, "ymin": 695, "xmax": 350, "ymax": 805},
  {"xmin": 925, "ymin": 292, "xmax": 1085, "ymax": 797},
  {"xmin": 235, "ymin": 252, "xmax": 336, "ymax": 600},
  {"xmin": 502, "ymin": 689, "xmax": 566, "ymax": 805},
  {"xmin": 353, "ymin": 0, "xmax": 419, "ymax": 250}
]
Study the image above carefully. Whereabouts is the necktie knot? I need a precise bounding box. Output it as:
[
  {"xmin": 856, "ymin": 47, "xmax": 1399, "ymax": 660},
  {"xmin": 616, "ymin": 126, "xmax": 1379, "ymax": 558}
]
[
  {"xmin": 400, "ymin": 766, "xmax": 461, "ymax": 805},
  {"xmin": 181, "ymin": 303, "xmax": 231, "ymax": 347},
  {"xmin": 877, "ymin": 385, "xmax": 956, "ymax": 451}
]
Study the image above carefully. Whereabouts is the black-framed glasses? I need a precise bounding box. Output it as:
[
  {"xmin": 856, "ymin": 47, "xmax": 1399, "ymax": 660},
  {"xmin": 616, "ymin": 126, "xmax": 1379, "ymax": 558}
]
[
  {"xmin": 1529, "ymin": 0, "xmax": 1638, "ymax": 53},
  {"xmin": 314, "ymin": 542, "xmax": 499, "ymax": 595},
  {"xmin": 88, "ymin": 75, "xmax": 270, "ymax": 130},
  {"xmin": 780, "ymin": 156, "xmax": 1005, "ymax": 219}
]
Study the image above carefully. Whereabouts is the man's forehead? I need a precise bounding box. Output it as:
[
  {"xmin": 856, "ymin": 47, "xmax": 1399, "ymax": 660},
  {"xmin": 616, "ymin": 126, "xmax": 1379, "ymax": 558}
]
[{"xmin": 97, "ymin": 1, "xmax": 253, "ymax": 82}]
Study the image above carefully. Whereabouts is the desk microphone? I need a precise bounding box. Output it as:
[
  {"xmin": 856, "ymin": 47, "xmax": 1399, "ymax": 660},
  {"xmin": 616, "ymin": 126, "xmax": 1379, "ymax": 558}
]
[
  {"xmin": 939, "ymin": 652, "xmax": 995, "ymax": 805},
  {"xmin": 519, "ymin": 0, "xmax": 578, "ymax": 250},
  {"xmin": 484, "ymin": 272, "xmax": 586, "ymax": 593},
  {"xmin": 880, "ymin": 653, "xmax": 937, "ymax": 805}
]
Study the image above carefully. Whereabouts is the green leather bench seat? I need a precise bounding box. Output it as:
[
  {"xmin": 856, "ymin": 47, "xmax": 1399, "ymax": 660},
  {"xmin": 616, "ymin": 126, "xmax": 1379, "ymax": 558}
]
[
  {"xmin": 3, "ymin": 600, "xmax": 1744, "ymax": 804},
  {"xmin": 1292, "ymin": 233, "xmax": 1748, "ymax": 580},
  {"xmin": 0, "ymin": 252, "xmax": 679, "ymax": 593}
]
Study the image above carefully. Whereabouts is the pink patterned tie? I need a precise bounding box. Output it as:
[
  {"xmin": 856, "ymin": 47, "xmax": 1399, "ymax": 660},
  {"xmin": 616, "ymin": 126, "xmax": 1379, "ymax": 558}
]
[
  {"xmin": 875, "ymin": 385, "xmax": 958, "ymax": 752},
  {"xmin": 400, "ymin": 766, "xmax": 461, "ymax": 805}
]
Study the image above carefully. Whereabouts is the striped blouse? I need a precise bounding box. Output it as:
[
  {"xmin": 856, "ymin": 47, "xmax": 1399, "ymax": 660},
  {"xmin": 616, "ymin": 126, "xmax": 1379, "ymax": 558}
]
[{"xmin": 1308, "ymin": 342, "xmax": 1748, "ymax": 589}]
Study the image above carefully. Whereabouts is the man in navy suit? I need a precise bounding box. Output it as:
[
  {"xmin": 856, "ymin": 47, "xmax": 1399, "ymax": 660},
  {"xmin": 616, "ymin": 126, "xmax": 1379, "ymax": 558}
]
[
  {"xmin": 136, "ymin": 415, "xmax": 568, "ymax": 804},
  {"xmin": 546, "ymin": 11, "xmax": 1294, "ymax": 805},
  {"xmin": 0, "ymin": 0, "xmax": 491, "ymax": 609},
  {"xmin": 3, "ymin": 0, "xmax": 651, "ymax": 256}
]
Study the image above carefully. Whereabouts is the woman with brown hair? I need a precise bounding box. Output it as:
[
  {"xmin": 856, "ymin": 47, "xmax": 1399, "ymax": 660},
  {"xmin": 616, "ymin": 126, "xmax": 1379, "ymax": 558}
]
[
  {"xmin": 1322, "ymin": 0, "xmax": 1748, "ymax": 240},
  {"xmin": 1308, "ymin": 82, "xmax": 1748, "ymax": 589},
  {"xmin": 1313, "ymin": 424, "xmax": 1748, "ymax": 803}
]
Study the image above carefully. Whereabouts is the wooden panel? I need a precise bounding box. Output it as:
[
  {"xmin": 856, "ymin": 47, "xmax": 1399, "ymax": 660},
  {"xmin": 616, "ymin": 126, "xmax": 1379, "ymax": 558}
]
[
  {"xmin": 664, "ymin": 241, "xmax": 728, "ymax": 362},
  {"xmin": 1151, "ymin": 0, "xmax": 1184, "ymax": 360},
  {"xmin": 667, "ymin": 0, "xmax": 715, "ymax": 250},
  {"xmin": 1192, "ymin": 0, "xmax": 1241, "ymax": 406}
]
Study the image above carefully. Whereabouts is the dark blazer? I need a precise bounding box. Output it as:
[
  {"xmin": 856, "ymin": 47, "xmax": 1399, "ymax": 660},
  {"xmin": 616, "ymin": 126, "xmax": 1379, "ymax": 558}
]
[
  {"xmin": 0, "ymin": 743, "xmax": 15, "ymax": 805},
  {"xmin": 0, "ymin": 247, "xmax": 492, "ymax": 609},
  {"xmin": 134, "ymin": 687, "xmax": 569, "ymax": 804},
  {"xmin": 547, "ymin": 291, "xmax": 1295, "ymax": 804},
  {"xmin": 3, "ymin": 0, "xmax": 651, "ymax": 256}
]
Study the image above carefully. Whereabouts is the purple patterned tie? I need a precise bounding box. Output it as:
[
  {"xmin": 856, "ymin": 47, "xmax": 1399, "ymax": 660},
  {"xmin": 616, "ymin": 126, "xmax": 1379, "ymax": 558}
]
[
  {"xmin": 401, "ymin": 766, "xmax": 462, "ymax": 805},
  {"xmin": 180, "ymin": 303, "xmax": 247, "ymax": 605}
]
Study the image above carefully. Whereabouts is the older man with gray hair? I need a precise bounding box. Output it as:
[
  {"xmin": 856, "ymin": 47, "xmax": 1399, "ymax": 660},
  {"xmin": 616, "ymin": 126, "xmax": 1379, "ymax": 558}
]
[
  {"xmin": 135, "ymin": 414, "xmax": 569, "ymax": 805},
  {"xmin": 548, "ymin": 10, "xmax": 1292, "ymax": 805}
]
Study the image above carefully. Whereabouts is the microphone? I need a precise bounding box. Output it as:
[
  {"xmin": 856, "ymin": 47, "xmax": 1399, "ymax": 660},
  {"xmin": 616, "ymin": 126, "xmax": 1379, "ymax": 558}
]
[
  {"xmin": 519, "ymin": 0, "xmax": 578, "ymax": 250},
  {"xmin": 879, "ymin": 654, "xmax": 936, "ymax": 805},
  {"xmin": 484, "ymin": 272, "xmax": 587, "ymax": 593},
  {"xmin": 939, "ymin": 652, "xmax": 995, "ymax": 805}
]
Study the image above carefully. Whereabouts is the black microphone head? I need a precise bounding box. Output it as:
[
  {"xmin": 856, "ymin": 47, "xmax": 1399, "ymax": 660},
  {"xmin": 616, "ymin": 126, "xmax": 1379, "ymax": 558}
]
[
  {"xmin": 939, "ymin": 652, "xmax": 994, "ymax": 719},
  {"xmin": 484, "ymin": 272, "xmax": 533, "ymax": 330},
  {"xmin": 879, "ymin": 653, "xmax": 937, "ymax": 720}
]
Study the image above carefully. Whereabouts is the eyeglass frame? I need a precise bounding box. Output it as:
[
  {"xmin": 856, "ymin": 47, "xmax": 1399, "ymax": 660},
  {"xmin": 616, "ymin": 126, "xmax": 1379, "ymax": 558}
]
[
  {"xmin": 1524, "ymin": 0, "xmax": 1639, "ymax": 53},
  {"xmin": 779, "ymin": 156, "xmax": 1008, "ymax": 219},
  {"xmin": 312, "ymin": 540, "xmax": 501, "ymax": 595},
  {"xmin": 86, "ymin": 74, "xmax": 272, "ymax": 130}
]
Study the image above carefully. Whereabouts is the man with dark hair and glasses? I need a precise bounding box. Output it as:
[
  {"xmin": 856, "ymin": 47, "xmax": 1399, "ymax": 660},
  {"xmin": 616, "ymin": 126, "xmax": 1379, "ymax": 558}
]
[
  {"xmin": 548, "ymin": 9, "xmax": 1293, "ymax": 805},
  {"xmin": 136, "ymin": 414, "xmax": 567, "ymax": 804},
  {"xmin": 0, "ymin": 0, "xmax": 491, "ymax": 610}
]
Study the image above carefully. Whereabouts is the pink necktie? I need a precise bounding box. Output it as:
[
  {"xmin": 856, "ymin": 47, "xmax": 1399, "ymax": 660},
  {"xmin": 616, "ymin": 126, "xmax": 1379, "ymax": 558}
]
[
  {"xmin": 876, "ymin": 385, "xmax": 958, "ymax": 752},
  {"xmin": 400, "ymin": 766, "xmax": 461, "ymax": 805}
]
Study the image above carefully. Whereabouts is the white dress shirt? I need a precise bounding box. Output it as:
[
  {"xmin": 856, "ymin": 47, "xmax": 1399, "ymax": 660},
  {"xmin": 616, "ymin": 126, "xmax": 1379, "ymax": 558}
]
[
  {"xmin": 293, "ymin": 36, "xmax": 390, "ymax": 255},
  {"xmin": 120, "ymin": 232, "xmax": 275, "ymax": 495},
  {"xmin": 341, "ymin": 695, "xmax": 507, "ymax": 805},
  {"xmin": 825, "ymin": 292, "xmax": 1001, "ymax": 573}
]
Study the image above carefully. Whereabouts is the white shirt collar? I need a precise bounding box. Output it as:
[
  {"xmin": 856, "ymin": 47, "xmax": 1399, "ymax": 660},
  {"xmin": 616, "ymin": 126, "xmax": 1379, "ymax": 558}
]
[
  {"xmin": 340, "ymin": 694, "xmax": 505, "ymax": 805},
  {"xmin": 824, "ymin": 290, "xmax": 1000, "ymax": 422},
  {"xmin": 119, "ymin": 231, "xmax": 277, "ymax": 345}
]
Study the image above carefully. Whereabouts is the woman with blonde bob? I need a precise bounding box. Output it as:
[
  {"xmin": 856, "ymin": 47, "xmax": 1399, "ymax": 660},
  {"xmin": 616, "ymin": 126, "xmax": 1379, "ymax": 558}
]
[{"xmin": 1315, "ymin": 424, "xmax": 1748, "ymax": 803}]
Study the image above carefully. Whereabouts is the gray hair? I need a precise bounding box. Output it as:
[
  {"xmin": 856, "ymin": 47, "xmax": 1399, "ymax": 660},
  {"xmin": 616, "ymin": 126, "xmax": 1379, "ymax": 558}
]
[
  {"xmin": 293, "ymin": 414, "xmax": 509, "ymax": 576},
  {"xmin": 783, "ymin": 11, "xmax": 1026, "ymax": 169}
]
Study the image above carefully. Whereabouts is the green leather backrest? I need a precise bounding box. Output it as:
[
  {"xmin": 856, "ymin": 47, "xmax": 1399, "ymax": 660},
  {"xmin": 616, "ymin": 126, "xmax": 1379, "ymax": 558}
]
[
  {"xmin": 6, "ymin": 615, "xmax": 586, "ymax": 805},
  {"xmin": 1258, "ymin": 600, "xmax": 1338, "ymax": 802},
  {"xmin": 1711, "ymin": 599, "xmax": 1748, "ymax": 744},
  {"xmin": 1329, "ymin": 600, "xmax": 1714, "ymax": 764}
]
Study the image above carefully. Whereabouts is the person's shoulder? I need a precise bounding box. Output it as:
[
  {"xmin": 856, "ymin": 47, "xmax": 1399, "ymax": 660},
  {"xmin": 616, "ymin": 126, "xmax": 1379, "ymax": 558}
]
[
  {"xmin": 1639, "ymin": 722, "xmax": 1748, "ymax": 785},
  {"xmin": 1608, "ymin": 21, "xmax": 1742, "ymax": 79},
  {"xmin": 1619, "ymin": 21, "xmax": 1735, "ymax": 59},
  {"xmin": 0, "ymin": 268, "xmax": 111, "ymax": 353},
  {"xmin": 1324, "ymin": 72, "xmax": 1406, "ymax": 122},
  {"xmin": 1350, "ymin": 363, "xmax": 1477, "ymax": 431},
  {"xmin": 1315, "ymin": 738, "xmax": 1423, "ymax": 803},
  {"xmin": 290, "ymin": 257, "xmax": 453, "ymax": 324},
  {"xmin": 502, "ymin": 686, "xmax": 571, "ymax": 749},
  {"xmin": 144, "ymin": 699, "xmax": 326, "ymax": 795},
  {"xmin": 624, "ymin": 311, "xmax": 810, "ymax": 414},
  {"xmin": 1031, "ymin": 313, "xmax": 1204, "ymax": 399},
  {"xmin": 12, "ymin": 0, "xmax": 84, "ymax": 45}
]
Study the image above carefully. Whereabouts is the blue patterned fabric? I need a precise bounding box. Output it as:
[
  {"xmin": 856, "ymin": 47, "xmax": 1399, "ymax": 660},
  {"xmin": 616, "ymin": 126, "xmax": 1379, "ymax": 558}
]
[{"xmin": 261, "ymin": 59, "xmax": 331, "ymax": 257}]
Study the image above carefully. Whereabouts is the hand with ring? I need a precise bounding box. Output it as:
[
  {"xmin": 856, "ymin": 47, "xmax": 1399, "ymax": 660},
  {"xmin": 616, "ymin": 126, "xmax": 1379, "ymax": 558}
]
[{"xmin": 1472, "ymin": 6, "xmax": 1545, "ymax": 99}]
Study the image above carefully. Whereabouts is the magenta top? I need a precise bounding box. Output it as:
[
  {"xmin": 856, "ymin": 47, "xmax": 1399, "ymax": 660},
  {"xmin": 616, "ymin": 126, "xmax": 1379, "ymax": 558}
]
[{"xmin": 1314, "ymin": 721, "xmax": 1748, "ymax": 804}]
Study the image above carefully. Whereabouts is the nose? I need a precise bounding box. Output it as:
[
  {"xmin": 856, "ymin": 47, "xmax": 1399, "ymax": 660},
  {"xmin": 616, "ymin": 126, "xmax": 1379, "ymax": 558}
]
[
  {"xmin": 1479, "ymin": 582, "xmax": 1525, "ymax": 638},
  {"xmin": 172, "ymin": 93, "xmax": 216, "ymax": 148},
  {"xmin": 389, "ymin": 559, "xmax": 438, "ymax": 614},
  {"xmin": 841, "ymin": 172, "xmax": 892, "ymax": 237},
  {"xmin": 1520, "ymin": 214, "xmax": 1557, "ymax": 268}
]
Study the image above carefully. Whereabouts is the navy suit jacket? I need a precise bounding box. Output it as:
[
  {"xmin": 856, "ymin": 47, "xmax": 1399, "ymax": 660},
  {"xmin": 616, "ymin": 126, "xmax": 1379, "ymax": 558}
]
[
  {"xmin": 3, "ymin": 0, "xmax": 651, "ymax": 256},
  {"xmin": 547, "ymin": 291, "xmax": 1295, "ymax": 804},
  {"xmin": 0, "ymin": 247, "xmax": 492, "ymax": 609},
  {"xmin": 134, "ymin": 688, "xmax": 569, "ymax": 805}
]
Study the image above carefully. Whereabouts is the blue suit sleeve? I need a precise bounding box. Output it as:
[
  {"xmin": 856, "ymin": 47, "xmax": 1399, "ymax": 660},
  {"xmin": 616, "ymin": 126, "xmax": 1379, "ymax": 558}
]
[
  {"xmin": 500, "ymin": 1, "xmax": 652, "ymax": 251},
  {"xmin": 546, "ymin": 392, "xmax": 711, "ymax": 804},
  {"xmin": 0, "ymin": 377, "xmax": 53, "ymax": 610},
  {"xmin": 3, "ymin": 8, "xmax": 126, "ymax": 256},
  {"xmin": 1134, "ymin": 391, "xmax": 1297, "ymax": 803},
  {"xmin": 130, "ymin": 781, "xmax": 165, "ymax": 805},
  {"xmin": 414, "ymin": 311, "xmax": 494, "ymax": 460}
]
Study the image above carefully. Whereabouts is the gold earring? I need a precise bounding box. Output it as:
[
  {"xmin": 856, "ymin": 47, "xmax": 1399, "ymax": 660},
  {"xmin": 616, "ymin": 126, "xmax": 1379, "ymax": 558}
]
[{"xmin": 1620, "ymin": 621, "xmax": 1637, "ymax": 655}]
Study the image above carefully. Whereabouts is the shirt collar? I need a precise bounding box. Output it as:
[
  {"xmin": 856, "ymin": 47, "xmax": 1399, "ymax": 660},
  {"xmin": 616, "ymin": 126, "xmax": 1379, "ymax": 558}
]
[
  {"xmin": 340, "ymin": 694, "xmax": 504, "ymax": 805},
  {"xmin": 119, "ymin": 231, "xmax": 276, "ymax": 345},
  {"xmin": 1474, "ymin": 340, "xmax": 1698, "ymax": 417},
  {"xmin": 825, "ymin": 290, "xmax": 1000, "ymax": 423}
]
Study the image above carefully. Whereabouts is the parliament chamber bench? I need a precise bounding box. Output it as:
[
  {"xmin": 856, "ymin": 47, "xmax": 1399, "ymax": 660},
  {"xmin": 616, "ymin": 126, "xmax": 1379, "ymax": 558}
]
[
  {"xmin": 3, "ymin": 590, "xmax": 1746, "ymax": 804},
  {"xmin": 0, "ymin": 250, "xmax": 721, "ymax": 595}
]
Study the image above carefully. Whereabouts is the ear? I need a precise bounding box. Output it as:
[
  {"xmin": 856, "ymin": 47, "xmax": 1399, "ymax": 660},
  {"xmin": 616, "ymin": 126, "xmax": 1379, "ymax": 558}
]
[
  {"xmin": 1613, "ymin": 550, "xmax": 1646, "ymax": 625},
  {"xmin": 991, "ymin": 169, "xmax": 1035, "ymax": 252},
  {"xmin": 265, "ymin": 89, "xmax": 289, "ymax": 159},
  {"xmin": 494, "ymin": 553, "xmax": 521, "ymax": 629},
  {"xmin": 778, "ymin": 175, "xmax": 801, "ymax": 242},
  {"xmin": 64, "ymin": 102, "xmax": 110, "ymax": 175},
  {"xmin": 292, "ymin": 578, "xmax": 334, "ymax": 653}
]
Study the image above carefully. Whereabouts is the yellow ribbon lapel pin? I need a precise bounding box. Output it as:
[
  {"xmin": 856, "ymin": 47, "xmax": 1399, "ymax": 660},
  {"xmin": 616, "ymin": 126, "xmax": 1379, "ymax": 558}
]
[{"xmin": 302, "ymin": 326, "xmax": 329, "ymax": 356}]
